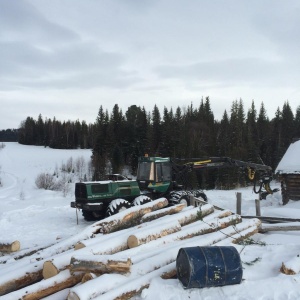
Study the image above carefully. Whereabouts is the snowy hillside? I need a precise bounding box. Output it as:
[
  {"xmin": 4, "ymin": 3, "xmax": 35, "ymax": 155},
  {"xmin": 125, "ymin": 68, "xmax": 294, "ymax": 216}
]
[{"xmin": 1, "ymin": 143, "xmax": 300, "ymax": 299}]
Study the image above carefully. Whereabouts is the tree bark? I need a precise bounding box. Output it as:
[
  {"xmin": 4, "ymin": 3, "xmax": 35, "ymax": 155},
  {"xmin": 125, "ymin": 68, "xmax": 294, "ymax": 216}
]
[
  {"xmin": 127, "ymin": 220, "xmax": 181, "ymax": 248},
  {"xmin": 94, "ymin": 198, "xmax": 169, "ymax": 234},
  {"xmin": 6, "ymin": 270, "xmax": 83, "ymax": 300},
  {"xmin": 0, "ymin": 263, "xmax": 43, "ymax": 296},
  {"xmin": 70, "ymin": 256, "xmax": 132, "ymax": 275},
  {"xmin": 141, "ymin": 203, "xmax": 186, "ymax": 223}
]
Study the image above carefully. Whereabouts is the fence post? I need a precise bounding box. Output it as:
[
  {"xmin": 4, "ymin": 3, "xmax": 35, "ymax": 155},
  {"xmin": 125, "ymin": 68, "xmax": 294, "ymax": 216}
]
[
  {"xmin": 236, "ymin": 192, "xmax": 242, "ymax": 215},
  {"xmin": 255, "ymin": 199, "xmax": 261, "ymax": 217}
]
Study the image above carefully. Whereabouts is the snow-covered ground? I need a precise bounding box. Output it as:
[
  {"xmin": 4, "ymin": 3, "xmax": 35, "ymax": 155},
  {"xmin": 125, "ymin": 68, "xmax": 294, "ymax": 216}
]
[{"xmin": 1, "ymin": 142, "xmax": 300, "ymax": 300}]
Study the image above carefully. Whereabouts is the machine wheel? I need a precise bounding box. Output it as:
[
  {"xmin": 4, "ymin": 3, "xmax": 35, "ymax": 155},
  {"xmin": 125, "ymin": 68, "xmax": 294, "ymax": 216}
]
[
  {"xmin": 133, "ymin": 195, "xmax": 152, "ymax": 206},
  {"xmin": 106, "ymin": 199, "xmax": 132, "ymax": 217},
  {"xmin": 179, "ymin": 195, "xmax": 190, "ymax": 206},
  {"xmin": 193, "ymin": 190, "xmax": 208, "ymax": 202},
  {"xmin": 82, "ymin": 210, "xmax": 97, "ymax": 221},
  {"xmin": 169, "ymin": 191, "xmax": 190, "ymax": 206}
]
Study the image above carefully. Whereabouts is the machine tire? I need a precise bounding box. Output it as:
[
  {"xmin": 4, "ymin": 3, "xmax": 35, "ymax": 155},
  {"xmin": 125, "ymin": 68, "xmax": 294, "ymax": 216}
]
[
  {"xmin": 169, "ymin": 191, "xmax": 190, "ymax": 206},
  {"xmin": 133, "ymin": 195, "xmax": 152, "ymax": 206},
  {"xmin": 193, "ymin": 190, "xmax": 208, "ymax": 202},
  {"xmin": 179, "ymin": 195, "xmax": 190, "ymax": 206},
  {"xmin": 82, "ymin": 210, "xmax": 97, "ymax": 221},
  {"xmin": 106, "ymin": 199, "xmax": 132, "ymax": 217}
]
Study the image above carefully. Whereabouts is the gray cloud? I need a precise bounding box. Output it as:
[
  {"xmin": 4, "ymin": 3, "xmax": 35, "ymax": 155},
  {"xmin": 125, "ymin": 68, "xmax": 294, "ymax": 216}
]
[
  {"xmin": 0, "ymin": 0, "xmax": 299, "ymax": 129},
  {"xmin": 156, "ymin": 57, "xmax": 300, "ymax": 88}
]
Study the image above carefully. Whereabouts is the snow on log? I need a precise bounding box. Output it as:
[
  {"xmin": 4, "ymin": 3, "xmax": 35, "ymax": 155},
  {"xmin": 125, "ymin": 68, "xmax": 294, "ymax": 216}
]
[
  {"xmin": 231, "ymin": 224, "xmax": 260, "ymax": 244},
  {"xmin": 127, "ymin": 220, "xmax": 181, "ymax": 248},
  {"xmin": 0, "ymin": 261, "xmax": 44, "ymax": 296},
  {"xmin": 68, "ymin": 263, "xmax": 176, "ymax": 300},
  {"xmin": 175, "ymin": 204, "xmax": 214, "ymax": 226},
  {"xmin": 67, "ymin": 273, "xmax": 128, "ymax": 300},
  {"xmin": 70, "ymin": 255, "xmax": 132, "ymax": 275},
  {"xmin": 5, "ymin": 270, "xmax": 83, "ymax": 300},
  {"xmin": 0, "ymin": 240, "xmax": 20, "ymax": 252},
  {"xmin": 259, "ymin": 222, "xmax": 300, "ymax": 233},
  {"xmin": 141, "ymin": 203, "xmax": 187, "ymax": 222},
  {"xmin": 280, "ymin": 256, "xmax": 300, "ymax": 275},
  {"xmin": 92, "ymin": 198, "xmax": 169, "ymax": 234},
  {"xmin": 120, "ymin": 213, "xmax": 242, "ymax": 256}
]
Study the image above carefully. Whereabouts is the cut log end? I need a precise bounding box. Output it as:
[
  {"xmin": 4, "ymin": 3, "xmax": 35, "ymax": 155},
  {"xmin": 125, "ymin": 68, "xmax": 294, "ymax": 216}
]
[
  {"xmin": 0, "ymin": 240, "xmax": 20, "ymax": 252},
  {"xmin": 127, "ymin": 235, "xmax": 138, "ymax": 248},
  {"xmin": 81, "ymin": 272, "xmax": 97, "ymax": 283},
  {"xmin": 74, "ymin": 242, "xmax": 86, "ymax": 250},
  {"xmin": 43, "ymin": 261, "xmax": 60, "ymax": 279}
]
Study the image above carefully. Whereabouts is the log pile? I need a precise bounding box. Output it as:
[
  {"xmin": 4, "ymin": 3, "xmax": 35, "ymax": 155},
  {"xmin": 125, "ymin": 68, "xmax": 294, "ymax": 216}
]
[{"xmin": 0, "ymin": 198, "xmax": 262, "ymax": 300}]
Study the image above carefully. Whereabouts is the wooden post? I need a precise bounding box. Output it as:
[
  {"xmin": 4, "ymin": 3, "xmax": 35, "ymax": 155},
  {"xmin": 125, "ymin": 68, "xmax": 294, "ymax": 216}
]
[
  {"xmin": 255, "ymin": 199, "xmax": 261, "ymax": 216},
  {"xmin": 236, "ymin": 192, "xmax": 242, "ymax": 215}
]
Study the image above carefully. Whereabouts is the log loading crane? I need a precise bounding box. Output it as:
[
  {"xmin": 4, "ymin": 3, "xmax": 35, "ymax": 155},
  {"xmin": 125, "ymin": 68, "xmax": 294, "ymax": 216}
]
[{"xmin": 136, "ymin": 155, "xmax": 279, "ymax": 206}]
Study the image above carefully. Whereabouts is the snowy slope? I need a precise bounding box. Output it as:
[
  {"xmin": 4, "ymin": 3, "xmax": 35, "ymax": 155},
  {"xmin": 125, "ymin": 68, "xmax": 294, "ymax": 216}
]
[{"xmin": 1, "ymin": 143, "xmax": 300, "ymax": 300}]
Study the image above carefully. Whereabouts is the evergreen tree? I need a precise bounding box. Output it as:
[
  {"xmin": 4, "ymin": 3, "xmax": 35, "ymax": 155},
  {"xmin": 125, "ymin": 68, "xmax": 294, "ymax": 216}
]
[
  {"xmin": 216, "ymin": 110, "xmax": 230, "ymax": 156},
  {"xmin": 281, "ymin": 101, "xmax": 294, "ymax": 148},
  {"xmin": 150, "ymin": 104, "xmax": 161, "ymax": 155},
  {"xmin": 92, "ymin": 106, "xmax": 109, "ymax": 180},
  {"xmin": 269, "ymin": 107, "xmax": 283, "ymax": 169},
  {"xmin": 246, "ymin": 101, "xmax": 258, "ymax": 162},
  {"xmin": 294, "ymin": 106, "xmax": 300, "ymax": 139}
]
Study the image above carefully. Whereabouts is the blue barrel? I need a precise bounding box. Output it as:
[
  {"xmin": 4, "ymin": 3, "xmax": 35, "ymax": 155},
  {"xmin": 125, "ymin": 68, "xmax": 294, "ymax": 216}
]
[{"xmin": 176, "ymin": 246, "xmax": 243, "ymax": 289}]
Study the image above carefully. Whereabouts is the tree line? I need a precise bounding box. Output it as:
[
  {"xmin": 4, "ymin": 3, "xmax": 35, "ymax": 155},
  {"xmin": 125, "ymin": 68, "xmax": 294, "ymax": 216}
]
[{"xmin": 17, "ymin": 98, "xmax": 300, "ymax": 186}]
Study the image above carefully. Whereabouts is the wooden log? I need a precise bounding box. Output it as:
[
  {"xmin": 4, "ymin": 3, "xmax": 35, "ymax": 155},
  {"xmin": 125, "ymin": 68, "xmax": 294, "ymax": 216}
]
[
  {"xmin": 280, "ymin": 256, "xmax": 300, "ymax": 275},
  {"xmin": 68, "ymin": 273, "xmax": 128, "ymax": 300},
  {"xmin": 141, "ymin": 203, "xmax": 187, "ymax": 222},
  {"xmin": 44, "ymin": 215, "xmax": 181, "ymax": 279},
  {"xmin": 231, "ymin": 225, "xmax": 260, "ymax": 244},
  {"xmin": 5, "ymin": 270, "xmax": 83, "ymax": 300},
  {"xmin": 81, "ymin": 273, "xmax": 97, "ymax": 283},
  {"xmin": 0, "ymin": 261, "xmax": 44, "ymax": 296},
  {"xmin": 70, "ymin": 255, "xmax": 132, "ymax": 275},
  {"xmin": 241, "ymin": 215, "xmax": 300, "ymax": 223},
  {"xmin": 0, "ymin": 240, "xmax": 20, "ymax": 252},
  {"xmin": 43, "ymin": 260, "xmax": 64, "ymax": 280},
  {"xmin": 259, "ymin": 223, "xmax": 300, "ymax": 233},
  {"xmin": 75, "ymin": 204, "xmax": 213, "ymax": 251},
  {"xmin": 127, "ymin": 220, "xmax": 181, "ymax": 248},
  {"xmin": 93, "ymin": 198, "xmax": 169, "ymax": 234},
  {"xmin": 94, "ymin": 263, "xmax": 176, "ymax": 300}
]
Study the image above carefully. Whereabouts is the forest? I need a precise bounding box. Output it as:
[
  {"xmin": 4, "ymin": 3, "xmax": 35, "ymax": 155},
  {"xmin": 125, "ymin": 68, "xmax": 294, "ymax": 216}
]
[{"xmin": 15, "ymin": 98, "xmax": 300, "ymax": 188}]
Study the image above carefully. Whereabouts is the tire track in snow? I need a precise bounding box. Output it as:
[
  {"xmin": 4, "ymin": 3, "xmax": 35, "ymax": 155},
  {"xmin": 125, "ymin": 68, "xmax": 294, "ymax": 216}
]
[{"xmin": 0, "ymin": 171, "xmax": 19, "ymax": 199}]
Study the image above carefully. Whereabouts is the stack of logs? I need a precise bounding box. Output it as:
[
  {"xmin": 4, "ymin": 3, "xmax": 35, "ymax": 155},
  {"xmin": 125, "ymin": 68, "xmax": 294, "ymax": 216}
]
[{"xmin": 0, "ymin": 198, "xmax": 262, "ymax": 300}]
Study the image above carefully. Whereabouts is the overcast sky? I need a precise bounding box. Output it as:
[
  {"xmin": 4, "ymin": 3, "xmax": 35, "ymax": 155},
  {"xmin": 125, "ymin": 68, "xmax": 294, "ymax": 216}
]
[{"xmin": 1, "ymin": 0, "xmax": 300, "ymax": 129}]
